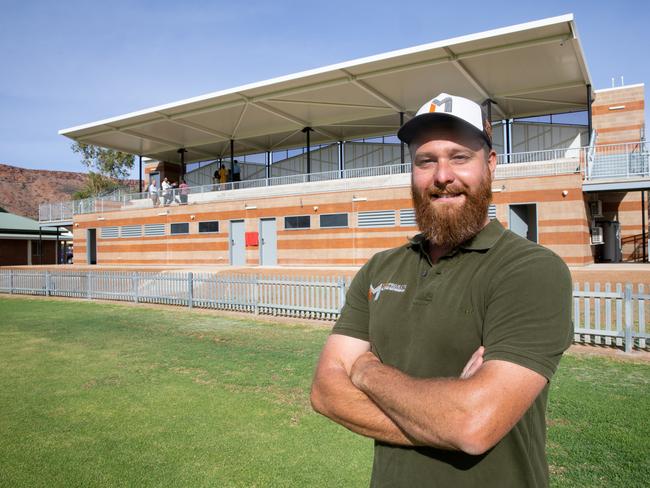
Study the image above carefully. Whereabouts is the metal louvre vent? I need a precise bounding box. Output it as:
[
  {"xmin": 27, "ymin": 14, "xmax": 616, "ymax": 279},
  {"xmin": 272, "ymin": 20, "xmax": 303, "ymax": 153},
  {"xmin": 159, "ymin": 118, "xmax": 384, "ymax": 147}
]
[
  {"xmin": 358, "ymin": 210, "xmax": 396, "ymax": 228},
  {"xmin": 399, "ymin": 209, "xmax": 416, "ymax": 227},
  {"xmin": 144, "ymin": 224, "xmax": 165, "ymax": 236},
  {"xmin": 488, "ymin": 204, "xmax": 497, "ymax": 220},
  {"xmin": 100, "ymin": 226, "xmax": 119, "ymax": 238},
  {"xmin": 120, "ymin": 225, "xmax": 143, "ymax": 238}
]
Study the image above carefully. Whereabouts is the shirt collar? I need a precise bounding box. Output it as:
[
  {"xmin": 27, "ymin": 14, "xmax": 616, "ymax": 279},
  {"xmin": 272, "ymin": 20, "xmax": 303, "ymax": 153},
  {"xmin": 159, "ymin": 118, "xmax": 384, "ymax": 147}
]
[
  {"xmin": 408, "ymin": 219, "xmax": 505, "ymax": 254},
  {"xmin": 460, "ymin": 219, "xmax": 506, "ymax": 251}
]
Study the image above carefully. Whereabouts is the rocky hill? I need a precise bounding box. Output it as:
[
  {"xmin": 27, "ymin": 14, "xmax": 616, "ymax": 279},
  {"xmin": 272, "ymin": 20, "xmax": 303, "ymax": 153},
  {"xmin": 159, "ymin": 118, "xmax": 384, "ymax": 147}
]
[{"xmin": 0, "ymin": 164, "xmax": 88, "ymax": 220}]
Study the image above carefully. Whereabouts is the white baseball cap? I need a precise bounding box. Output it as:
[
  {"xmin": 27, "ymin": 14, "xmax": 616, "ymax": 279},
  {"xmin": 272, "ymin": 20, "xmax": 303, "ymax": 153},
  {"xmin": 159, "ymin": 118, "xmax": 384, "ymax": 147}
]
[{"xmin": 397, "ymin": 93, "xmax": 492, "ymax": 148}]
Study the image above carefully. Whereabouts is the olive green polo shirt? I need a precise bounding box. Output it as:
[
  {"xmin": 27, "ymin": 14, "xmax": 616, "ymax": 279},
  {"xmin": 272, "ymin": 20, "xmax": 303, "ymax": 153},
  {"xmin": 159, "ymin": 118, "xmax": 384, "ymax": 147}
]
[{"xmin": 332, "ymin": 219, "xmax": 573, "ymax": 488}]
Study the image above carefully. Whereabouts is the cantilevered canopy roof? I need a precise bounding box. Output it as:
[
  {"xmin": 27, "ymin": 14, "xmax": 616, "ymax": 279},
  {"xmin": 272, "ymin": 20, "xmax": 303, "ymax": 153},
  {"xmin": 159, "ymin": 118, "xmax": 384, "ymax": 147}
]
[{"xmin": 60, "ymin": 14, "xmax": 591, "ymax": 164}]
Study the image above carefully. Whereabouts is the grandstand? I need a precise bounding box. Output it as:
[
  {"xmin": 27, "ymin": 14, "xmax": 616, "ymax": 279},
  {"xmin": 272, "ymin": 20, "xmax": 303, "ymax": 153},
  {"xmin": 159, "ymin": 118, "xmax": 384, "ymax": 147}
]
[{"xmin": 39, "ymin": 14, "xmax": 648, "ymax": 267}]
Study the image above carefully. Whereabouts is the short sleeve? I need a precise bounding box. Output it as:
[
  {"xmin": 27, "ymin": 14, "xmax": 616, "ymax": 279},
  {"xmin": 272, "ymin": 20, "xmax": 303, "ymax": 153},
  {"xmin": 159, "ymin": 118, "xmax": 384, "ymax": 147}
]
[
  {"xmin": 331, "ymin": 263, "xmax": 371, "ymax": 341},
  {"xmin": 482, "ymin": 251, "xmax": 573, "ymax": 380}
]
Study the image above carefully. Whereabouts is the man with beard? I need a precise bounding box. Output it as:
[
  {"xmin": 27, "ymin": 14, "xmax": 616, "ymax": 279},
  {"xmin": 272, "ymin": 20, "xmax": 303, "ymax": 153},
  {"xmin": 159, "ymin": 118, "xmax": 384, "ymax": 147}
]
[{"xmin": 310, "ymin": 93, "xmax": 573, "ymax": 487}]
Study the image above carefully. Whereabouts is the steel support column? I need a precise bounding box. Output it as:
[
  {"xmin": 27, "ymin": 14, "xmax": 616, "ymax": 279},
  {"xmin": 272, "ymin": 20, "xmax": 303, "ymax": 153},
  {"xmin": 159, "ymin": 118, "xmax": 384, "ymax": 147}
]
[
  {"xmin": 302, "ymin": 127, "xmax": 312, "ymax": 181},
  {"xmin": 587, "ymin": 84, "xmax": 593, "ymax": 137},
  {"xmin": 505, "ymin": 119, "xmax": 511, "ymax": 163},
  {"xmin": 338, "ymin": 141, "xmax": 344, "ymax": 178},
  {"xmin": 39, "ymin": 227, "xmax": 42, "ymax": 265},
  {"xmin": 177, "ymin": 149, "xmax": 187, "ymax": 180},
  {"xmin": 399, "ymin": 112, "xmax": 405, "ymax": 166},
  {"xmin": 138, "ymin": 155, "xmax": 143, "ymax": 192},
  {"xmin": 56, "ymin": 226, "xmax": 60, "ymax": 265},
  {"xmin": 642, "ymin": 190, "xmax": 647, "ymax": 262},
  {"xmin": 229, "ymin": 139, "xmax": 235, "ymax": 178},
  {"xmin": 266, "ymin": 151, "xmax": 271, "ymax": 181}
]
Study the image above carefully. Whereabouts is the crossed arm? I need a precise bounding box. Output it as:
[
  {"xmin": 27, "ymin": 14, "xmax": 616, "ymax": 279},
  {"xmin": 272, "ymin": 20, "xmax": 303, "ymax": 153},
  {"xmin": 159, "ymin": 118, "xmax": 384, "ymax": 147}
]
[{"xmin": 310, "ymin": 334, "xmax": 547, "ymax": 455}]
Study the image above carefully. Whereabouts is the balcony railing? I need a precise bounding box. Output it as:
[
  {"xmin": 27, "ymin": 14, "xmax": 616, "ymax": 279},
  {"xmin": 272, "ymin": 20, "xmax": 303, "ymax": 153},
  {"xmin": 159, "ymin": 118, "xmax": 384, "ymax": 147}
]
[
  {"xmin": 585, "ymin": 141, "xmax": 650, "ymax": 180},
  {"xmin": 39, "ymin": 142, "xmax": 647, "ymax": 223}
]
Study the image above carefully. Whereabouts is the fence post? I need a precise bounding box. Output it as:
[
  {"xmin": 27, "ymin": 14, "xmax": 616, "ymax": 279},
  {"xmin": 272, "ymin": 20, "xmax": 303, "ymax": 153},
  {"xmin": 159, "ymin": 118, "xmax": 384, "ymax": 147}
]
[
  {"xmin": 187, "ymin": 272, "xmax": 193, "ymax": 309},
  {"xmin": 624, "ymin": 283, "xmax": 633, "ymax": 353},
  {"xmin": 87, "ymin": 272, "xmax": 92, "ymax": 300},
  {"xmin": 254, "ymin": 275, "xmax": 259, "ymax": 315},
  {"xmin": 9, "ymin": 269, "xmax": 14, "ymax": 294},
  {"xmin": 132, "ymin": 272, "xmax": 139, "ymax": 303},
  {"xmin": 45, "ymin": 270, "xmax": 50, "ymax": 297},
  {"xmin": 338, "ymin": 277, "xmax": 347, "ymax": 313}
]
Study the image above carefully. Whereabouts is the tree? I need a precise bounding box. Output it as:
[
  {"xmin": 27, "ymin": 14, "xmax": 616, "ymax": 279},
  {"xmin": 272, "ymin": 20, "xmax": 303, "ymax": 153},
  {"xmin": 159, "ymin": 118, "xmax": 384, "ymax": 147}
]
[
  {"xmin": 71, "ymin": 142, "xmax": 135, "ymax": 180},
  {"xmin": 72, "ymin": 172, "xmax": 121, "ymax": 200}
]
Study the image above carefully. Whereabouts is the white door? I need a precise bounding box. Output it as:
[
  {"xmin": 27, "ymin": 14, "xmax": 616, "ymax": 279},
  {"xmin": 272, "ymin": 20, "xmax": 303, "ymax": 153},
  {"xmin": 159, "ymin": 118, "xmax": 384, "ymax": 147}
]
[
  {"xmin": 230, "ymin": 220, "xmax": 246, "ymax": 265},
  {"xmin": 259, "ymin": 218, "xmax": 277, "ymax": 266}
]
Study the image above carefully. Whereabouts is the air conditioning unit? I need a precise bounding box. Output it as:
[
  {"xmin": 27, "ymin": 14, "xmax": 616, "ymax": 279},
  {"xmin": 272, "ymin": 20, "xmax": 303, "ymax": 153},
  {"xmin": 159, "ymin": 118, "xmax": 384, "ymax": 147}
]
[
  {"xmin": 591, "ymin": 225, "xmax": 604, "ymax": 245},
  {"xmin": 589, "ymin": 200, "xmax": 603, "ymax": 218}
]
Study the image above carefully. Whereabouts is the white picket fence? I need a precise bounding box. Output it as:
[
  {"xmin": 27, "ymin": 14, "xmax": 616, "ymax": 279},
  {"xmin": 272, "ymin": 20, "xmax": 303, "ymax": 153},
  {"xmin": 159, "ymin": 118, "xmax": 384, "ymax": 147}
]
[
  {"xmin": 0, "ymin": 270, "xmax": 348, "ymax": 321},
  {"xmin": 0, "ymin": 270, "xmax": 648, "ymax": 351},
  {"xmin": 573, "ymin": 282, "xmax": 649, "ymax": 352}
]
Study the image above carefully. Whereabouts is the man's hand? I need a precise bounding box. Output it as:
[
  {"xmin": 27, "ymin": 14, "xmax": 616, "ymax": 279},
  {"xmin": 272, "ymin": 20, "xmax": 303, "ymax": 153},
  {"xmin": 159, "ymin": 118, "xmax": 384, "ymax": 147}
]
[
  {"xmin": 460, "ymin": 346, "xmax": 484, "ymax": 379},
  {"xmin": 351, "ymin": 345, "xmax": 485, "ymax": 388},
  {"xmin": 350, "ymin": 351, "xmax": 381, "ymax": 389}
]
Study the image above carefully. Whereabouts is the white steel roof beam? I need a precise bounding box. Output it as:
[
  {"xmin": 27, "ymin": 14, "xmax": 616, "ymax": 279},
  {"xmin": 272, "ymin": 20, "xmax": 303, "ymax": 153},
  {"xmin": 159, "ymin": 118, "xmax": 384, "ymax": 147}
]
[
  {"xmin": 168, "ymin": 118, "xmax": 267, "ymax": 151},
  {"xmin": 494, "ymin": 81, "xmax": 586, "ymax": 99},
  {"xmin": 120, "ymin": 129, "xmax": 216, "ymax": 159},
  {"xmin": 444, "ymin": 47, "xmax": 506, "ymax": 119},
  {"xmin": 265, "ymin": 98, "xmax": 392, "ymax": 111},
  {"xmin": 230, "ymin": 103, "xmax": 249, "ymax": 140},
  {"xmin": 502, "ymin": 95, "xmax": 586, "ymax": 108},
  {"xmin": 250, "ymin": 100, "xmax": 339, "ymax": 140},
  {"xmin": 269, "ymin": 129, "xmax": 303, "ymax": 149},
  {"xmin": 342, "ymin": 69, "xmax": 404, "ymax": 113}
]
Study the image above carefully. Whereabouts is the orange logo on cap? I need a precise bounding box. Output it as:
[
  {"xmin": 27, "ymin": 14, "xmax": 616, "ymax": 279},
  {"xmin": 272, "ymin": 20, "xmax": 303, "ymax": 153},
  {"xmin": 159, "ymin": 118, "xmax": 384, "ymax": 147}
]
[{"xmin": 429, "ymin": 102, "xmax": 438, "ymax": 113}]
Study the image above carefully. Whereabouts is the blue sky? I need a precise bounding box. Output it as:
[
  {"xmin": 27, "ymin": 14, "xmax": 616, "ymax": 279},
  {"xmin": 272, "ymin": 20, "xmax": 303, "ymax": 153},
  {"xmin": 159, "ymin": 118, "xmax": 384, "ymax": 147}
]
[{"xmin": 1, "ymin": 0, "xmax": 648, "ymax": 176}]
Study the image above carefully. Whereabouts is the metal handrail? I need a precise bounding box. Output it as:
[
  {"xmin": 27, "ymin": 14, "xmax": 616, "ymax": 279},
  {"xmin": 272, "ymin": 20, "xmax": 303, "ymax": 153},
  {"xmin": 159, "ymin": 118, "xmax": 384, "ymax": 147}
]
[{"xmin": 38, "ymin": 141, "xmax": 648, "ymax": 222}]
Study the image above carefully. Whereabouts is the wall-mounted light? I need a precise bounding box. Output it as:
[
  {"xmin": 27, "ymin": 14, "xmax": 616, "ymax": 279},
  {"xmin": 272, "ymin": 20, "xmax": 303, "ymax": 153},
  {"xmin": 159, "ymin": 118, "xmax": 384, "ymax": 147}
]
[
  {"xmin": 352, "ymin": 196, "xmax": 367, "ymax": 202},
  {"xmin": 74, "ymin": 223, "xmax": 79, "ymax": 227},
  {"xmin": 562, "ymin": 190, "xmax": 569, "ymax": 197},
  {"xmin": 608, "ymin": 105, "xmax": 625, "ymax": 111},
  {"xmin": 244, "ymin": 204, "xmax": 257, "ymax": 210},
  {"xmin": 491, "ymin": 185, "xmax": 506, "ymax": 193},
  {"xmin": 190, "ymin": 215, "xmax": 195, "ymax": 220},
  {"xmin": 97, "ymin": 216, "xmax": 105, "ymax": 221},
  {"xmin": 313, "ymin": 206, "xmax": 319, "ymax": 212},
  {"xmin": 157, "ymin": 211, "xmax": 168, "ymax": 216}
]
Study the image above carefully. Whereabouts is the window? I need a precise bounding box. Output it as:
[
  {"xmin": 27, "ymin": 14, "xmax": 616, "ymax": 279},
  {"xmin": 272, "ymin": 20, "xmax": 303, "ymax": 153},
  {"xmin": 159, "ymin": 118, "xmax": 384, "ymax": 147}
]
[
  {"xmin": 320, "ymin": 213, "xmax": 348, "ymax": 228},
  {"xmin": 399, "ymin": 209, "xmax": 416, "ymax": 227},
  {"xmin": 144, "ymin": 223, "xmax": 165, "ymax": 236},
  {"xmin": 120, "ymin": 225, "xmax": 142, "ymax": 238},
  {"xmin": 199, "ymin": 221, "xmax": 219, "ymax": 233},
  {"xmin": 284, "ymin": 215, "xmax": 310, "ymax": 230},
  {"xmin": 170, "ymin": 222, "xmax": 189, "ymax": 235},
  {"xmin": 488, "ymin": 204, "xmax": 497, "ymax": 220},
  {"xmin": 358, "ymin": 210, "xmax": 395, "ymax": 228},
  {"xmin": 100, "ymin": 226, "xmax": 119, "ymax": 238}
]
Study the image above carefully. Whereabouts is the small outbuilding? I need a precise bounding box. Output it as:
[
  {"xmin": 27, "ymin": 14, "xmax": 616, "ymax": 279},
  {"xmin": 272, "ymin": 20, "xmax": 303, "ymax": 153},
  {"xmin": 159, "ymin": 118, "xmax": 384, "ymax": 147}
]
[{"xmin": 0, "ymin": 211, "xmax": 72, "ymax": 265}]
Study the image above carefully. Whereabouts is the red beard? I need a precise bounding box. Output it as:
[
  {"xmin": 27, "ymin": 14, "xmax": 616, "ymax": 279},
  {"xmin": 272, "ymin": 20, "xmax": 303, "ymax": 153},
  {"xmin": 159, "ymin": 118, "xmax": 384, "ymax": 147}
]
[{"xmin": 411, "ymin": 173, "xmax": 492, "ymax": 249}]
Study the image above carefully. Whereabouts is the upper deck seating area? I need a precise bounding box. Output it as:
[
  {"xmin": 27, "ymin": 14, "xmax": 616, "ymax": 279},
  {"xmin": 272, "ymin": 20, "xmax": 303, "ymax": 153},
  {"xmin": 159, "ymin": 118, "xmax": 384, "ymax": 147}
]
[{"xmin": 38, "ymin": 142, "xmax": 648, "ymax": 224}]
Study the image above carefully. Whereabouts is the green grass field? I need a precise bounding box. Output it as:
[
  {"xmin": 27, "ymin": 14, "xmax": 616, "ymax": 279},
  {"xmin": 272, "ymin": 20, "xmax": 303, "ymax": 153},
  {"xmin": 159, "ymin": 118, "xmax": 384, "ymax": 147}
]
[{"xmin": 1, "ymin": 297, "xmax": 648, "ymax": 487}]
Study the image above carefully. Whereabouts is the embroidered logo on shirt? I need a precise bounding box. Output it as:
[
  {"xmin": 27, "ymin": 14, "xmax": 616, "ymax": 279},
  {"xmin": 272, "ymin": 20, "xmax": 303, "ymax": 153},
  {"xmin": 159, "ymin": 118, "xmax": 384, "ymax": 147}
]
[{"xmin": 368, "ymin": 282, "xmax": 407, "ymax": 302}]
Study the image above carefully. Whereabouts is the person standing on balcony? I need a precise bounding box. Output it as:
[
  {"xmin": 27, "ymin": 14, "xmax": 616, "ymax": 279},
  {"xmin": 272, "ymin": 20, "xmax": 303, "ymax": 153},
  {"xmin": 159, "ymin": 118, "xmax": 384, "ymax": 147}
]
[
  {"xmin": 148, "ymin": 179, "xmax": 160, "ymax": 207},
  {"xmin": 178, "ymin": 179, "xmax": 189, "ymax": 205},
  {"xmin": 311, "ymin": 93, "xmax": 573, "ymax": 488},
  {"xmin": 161, "ymin": 177, "xmax": 172, "ymax": 205},
  {"xmin": 233, "ymin": 160, "xmax": 241, "ymax": 188},
  {"xmin": 218, "ymin": 163, "xmax": 229, "ymax": 190}
]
